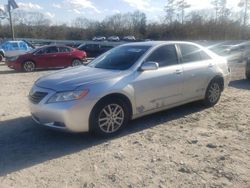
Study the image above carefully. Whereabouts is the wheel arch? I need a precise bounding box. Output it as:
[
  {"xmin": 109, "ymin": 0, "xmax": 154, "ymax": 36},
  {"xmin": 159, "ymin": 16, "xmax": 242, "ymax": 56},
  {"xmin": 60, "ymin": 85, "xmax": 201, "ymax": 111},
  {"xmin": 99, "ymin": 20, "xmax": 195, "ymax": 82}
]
[
  {"xmin": 89, "ymin": 93, "xmax": 133, "ymax": 125},
  {"xmin": 22, "ymin": 60, "xmax": 37, "ymax": 71},
  {"xmin": 22, "ymin": 59, "xmax": 36, "ymax": 64},
  {"xmin": 0, "ymin": 50, "xmax": 4, "ymax": 57},
  {"xmin": 207, "ymin": 75, "xmax": 224, "ymax": 91}
]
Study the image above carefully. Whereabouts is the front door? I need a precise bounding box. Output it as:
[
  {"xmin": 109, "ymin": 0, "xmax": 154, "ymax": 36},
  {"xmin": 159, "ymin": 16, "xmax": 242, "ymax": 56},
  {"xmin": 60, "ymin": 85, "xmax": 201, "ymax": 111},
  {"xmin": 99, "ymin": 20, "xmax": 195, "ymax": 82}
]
[{"xmin": 132, "ymin": 44, "xmax": 184, "ymax": 114}]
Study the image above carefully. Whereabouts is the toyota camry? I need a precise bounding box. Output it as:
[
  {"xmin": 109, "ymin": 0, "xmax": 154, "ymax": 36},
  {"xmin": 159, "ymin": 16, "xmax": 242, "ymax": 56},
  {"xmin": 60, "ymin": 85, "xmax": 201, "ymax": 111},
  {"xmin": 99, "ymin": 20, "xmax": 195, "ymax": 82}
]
[{"xmin": 29, "ymin": 41, "xmax": 230, "ymax": 136}]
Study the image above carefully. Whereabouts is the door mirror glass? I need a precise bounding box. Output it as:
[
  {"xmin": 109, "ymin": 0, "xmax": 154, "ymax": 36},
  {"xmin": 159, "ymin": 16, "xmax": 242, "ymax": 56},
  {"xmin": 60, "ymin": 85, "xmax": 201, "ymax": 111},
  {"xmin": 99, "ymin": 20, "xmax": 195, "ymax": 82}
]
[{"xmin": 140, "ymin": 61, "xmax": 159, "ymax": 71}]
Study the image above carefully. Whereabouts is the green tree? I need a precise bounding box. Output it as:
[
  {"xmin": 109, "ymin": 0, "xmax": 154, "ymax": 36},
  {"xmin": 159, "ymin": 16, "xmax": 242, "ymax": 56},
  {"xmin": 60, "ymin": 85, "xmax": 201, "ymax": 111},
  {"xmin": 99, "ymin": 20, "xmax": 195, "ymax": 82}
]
[
  {"xmin": 176, "ymin": 0, "xmax": 190, "ymax": 24},
  {"xmin": 164, "ymin": 0, "xmax": 176, "ymax": 24}
]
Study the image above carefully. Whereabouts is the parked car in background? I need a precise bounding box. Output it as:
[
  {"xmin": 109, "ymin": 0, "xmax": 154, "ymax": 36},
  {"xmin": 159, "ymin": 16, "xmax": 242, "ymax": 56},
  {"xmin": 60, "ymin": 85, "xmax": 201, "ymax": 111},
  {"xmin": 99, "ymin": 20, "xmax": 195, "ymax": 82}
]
[
  {"xmin": 0, "ymin": 40, "xmax": 34, "ymax": 61},
  {"xmin": 65, "ymin": 42, "xmax": 82, "ymax": 48},
  {"xmin": 246, "ymin": 57, "xmax": 250, "ymax": 79},
  {"xmin": 108, "ymin": 36, "xmax": 120, "ymax": 42},
  {"xmin": 92, "ymin": 36, "xmax": 106, "ymax": 41},
  {"xmin": 78, "ymin": 43, "xmax": 114, "ymax": 57},
  {"xmin": 225, "ymin": 42, "xmax": 250, "ymax": 63},
  {"xmin": 29, "ymin": 41, "xmax": 230, "ymax": 136},
  {"xmin": 6, "ymin": 45, "xmax": 87, "ymax": 72},
  {"xmin": 123, "ymin": 36, "xmax": 136, "ymax": 41}
]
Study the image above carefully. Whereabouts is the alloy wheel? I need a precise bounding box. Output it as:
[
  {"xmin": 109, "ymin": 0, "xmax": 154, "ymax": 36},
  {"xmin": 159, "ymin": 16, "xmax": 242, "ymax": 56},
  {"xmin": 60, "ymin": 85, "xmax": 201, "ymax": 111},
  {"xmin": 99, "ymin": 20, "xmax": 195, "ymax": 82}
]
[
  {"xmin": 98, "ymin": 104, "xmax": 124, "ymax": 133},
  {"xmin": 72, "ymin": 59, "xmax": 82, "ymax": 67},
  {"xmin": 23, "ymin": 61, "xmax": 35, "ymax": 72},
  {"xmin": 208, "ymin": 83, "xmax": 220, "ymax": 103}
]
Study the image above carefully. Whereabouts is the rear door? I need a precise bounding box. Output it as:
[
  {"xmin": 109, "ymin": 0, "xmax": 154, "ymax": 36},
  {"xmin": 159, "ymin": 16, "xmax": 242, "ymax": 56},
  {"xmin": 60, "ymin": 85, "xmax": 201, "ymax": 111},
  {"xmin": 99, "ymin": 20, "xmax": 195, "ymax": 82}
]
[{"xmin": 178, "ymin": 43, "xmax": 213, "ymax": 100}]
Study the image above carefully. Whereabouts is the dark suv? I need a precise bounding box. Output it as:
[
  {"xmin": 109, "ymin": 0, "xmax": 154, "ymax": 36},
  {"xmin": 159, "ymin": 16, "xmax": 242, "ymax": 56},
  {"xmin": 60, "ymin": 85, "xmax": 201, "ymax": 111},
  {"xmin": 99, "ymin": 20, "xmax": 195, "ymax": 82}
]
[
  {"xmin": 246, "ymin": 58, "xmax": 250, "ymax": 79},
  {"xmin": 78, "ymin": 43, "xmax": 114, "ymax": 58}
]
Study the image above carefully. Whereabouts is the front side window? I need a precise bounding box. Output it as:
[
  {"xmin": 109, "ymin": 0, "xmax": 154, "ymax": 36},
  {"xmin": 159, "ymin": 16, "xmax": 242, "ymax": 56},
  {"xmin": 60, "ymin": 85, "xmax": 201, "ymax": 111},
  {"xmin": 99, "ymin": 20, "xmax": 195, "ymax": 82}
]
[
  {"xmin": 88, "ymin": 45, "xmax": 151, "ymax": 70},
  {"xmin": 45, "ymin": 47, "xmax": 58, "ymax": 54},
  {"xmin": 12, "ymin": 42, "xmax": 19, "ymax": 49},
  {"xmin": 179, "ymin": 44, "xmax": 211, "ymax": 63},
  {"xmin": 35, "ymin": 48, "xmax": 46, "ymax": 55},
  {"xmin": 146, "ymin": 45, "xmax": 178, "ymax": 67},
  {"xmin": 19, "ymin": 42, "xmax": 28, "ymax": 50}
]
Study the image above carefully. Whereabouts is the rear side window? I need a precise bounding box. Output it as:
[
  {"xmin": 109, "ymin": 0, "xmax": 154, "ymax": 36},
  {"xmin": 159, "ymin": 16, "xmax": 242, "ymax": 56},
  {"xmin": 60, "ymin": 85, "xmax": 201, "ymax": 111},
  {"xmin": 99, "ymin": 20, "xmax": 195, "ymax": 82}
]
[
  {"xmin": 146, "ymin": 45, "xmax": 178, "ymax": 67},
  {"xmin": 179, "ymin": 44, "xmax": 211, "ymax": 63},
  {"xmin": 58, "ymin": 47, "xmax": 72, "ymax": 52}
]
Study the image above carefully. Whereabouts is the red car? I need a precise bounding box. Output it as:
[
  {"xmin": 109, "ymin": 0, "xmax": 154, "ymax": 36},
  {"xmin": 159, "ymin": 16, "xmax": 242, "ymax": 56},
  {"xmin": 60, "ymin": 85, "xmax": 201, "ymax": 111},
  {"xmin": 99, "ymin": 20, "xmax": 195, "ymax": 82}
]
[{"xmin": 6, "ymin": 45, "xmax": 87, "ymax": 72}]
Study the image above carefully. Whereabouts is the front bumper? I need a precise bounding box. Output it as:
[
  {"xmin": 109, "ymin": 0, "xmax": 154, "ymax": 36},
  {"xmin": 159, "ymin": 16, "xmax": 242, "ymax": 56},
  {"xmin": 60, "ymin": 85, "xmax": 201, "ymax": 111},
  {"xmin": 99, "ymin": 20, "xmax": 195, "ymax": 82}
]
[
  {"xmin": 6, "ymin": 61, "xmax": 22, "ymax": 71},
  {"xmin": 223, "ymin": 73, "xmax": 231, "ymax": 89},
  {"xmin": 29, "ymin": 85, "xmax": 96, "ymax": 132}
]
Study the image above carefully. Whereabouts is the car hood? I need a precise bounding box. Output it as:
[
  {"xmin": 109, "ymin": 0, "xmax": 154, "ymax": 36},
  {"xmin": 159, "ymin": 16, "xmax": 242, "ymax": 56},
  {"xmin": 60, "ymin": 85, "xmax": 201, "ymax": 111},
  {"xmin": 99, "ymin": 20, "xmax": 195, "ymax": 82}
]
[{"xmin": 35, "ymin": 66, "xmax": 123, "ymax": 91}]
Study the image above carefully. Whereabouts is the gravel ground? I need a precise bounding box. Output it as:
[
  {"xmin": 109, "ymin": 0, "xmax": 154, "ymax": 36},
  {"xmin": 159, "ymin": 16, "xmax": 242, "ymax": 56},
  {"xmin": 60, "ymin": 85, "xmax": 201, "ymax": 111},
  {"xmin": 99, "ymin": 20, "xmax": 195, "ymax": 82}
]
[{"xmin": 0, "ymin": 62, "xmax": 249, "ymax": 188}]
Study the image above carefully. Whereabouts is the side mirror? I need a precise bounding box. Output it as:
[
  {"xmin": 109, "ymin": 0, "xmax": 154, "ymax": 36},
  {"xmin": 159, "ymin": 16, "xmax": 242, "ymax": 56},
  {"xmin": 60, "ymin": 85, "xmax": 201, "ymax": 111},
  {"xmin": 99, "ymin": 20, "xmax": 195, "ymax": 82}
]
[{"xmin": 140, "ymin": 61, "xmax": 159, "ymax": 71}]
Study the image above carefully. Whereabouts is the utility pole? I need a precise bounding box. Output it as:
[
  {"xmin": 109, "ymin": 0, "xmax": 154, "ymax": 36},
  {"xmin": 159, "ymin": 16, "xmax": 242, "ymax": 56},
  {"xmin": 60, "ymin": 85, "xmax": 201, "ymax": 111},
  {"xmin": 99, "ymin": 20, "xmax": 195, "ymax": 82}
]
[
  {"xmin": 7, "ymin": 0, "xmax": 18, "ymax": 40},
  {"xmin": 8, "ymin": 3, "xmax": 14, "ymax": 40}
]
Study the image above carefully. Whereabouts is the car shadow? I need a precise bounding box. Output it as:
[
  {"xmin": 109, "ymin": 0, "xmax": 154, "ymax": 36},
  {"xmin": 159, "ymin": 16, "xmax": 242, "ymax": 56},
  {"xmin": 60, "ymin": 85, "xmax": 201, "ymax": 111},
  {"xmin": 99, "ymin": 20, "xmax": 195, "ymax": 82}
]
[
  {"xmin": 229, "ymin": 79, "xmax": 250, "ymax": 90},
  {"xmin": 0, "ymin": 102, "xmax": 205, "ymax": 176}
]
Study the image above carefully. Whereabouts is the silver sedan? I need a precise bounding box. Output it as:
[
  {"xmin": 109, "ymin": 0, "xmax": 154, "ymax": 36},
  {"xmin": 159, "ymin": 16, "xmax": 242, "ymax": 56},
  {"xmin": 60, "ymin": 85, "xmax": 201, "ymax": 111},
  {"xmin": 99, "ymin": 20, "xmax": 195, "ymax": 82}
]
[{"xmin": 29, "ymin": 41, "xmax": 230, "ymax": 136}]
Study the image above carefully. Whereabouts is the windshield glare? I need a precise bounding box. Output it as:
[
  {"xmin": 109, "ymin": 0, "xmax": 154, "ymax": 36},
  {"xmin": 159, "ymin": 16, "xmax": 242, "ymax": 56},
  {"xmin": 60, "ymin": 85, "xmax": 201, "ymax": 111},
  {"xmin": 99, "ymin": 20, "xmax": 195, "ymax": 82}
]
[{"xmin": 88, "ymin": 45, "xmax": 151, "ymax": 70}]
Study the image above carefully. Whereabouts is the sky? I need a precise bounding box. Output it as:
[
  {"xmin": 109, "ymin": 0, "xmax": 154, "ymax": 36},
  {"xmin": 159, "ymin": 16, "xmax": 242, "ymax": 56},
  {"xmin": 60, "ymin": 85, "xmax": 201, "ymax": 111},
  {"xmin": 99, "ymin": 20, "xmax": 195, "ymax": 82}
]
[{"xmin": 0, "ymin": 0, "xmax": 241, "ymax": 24}]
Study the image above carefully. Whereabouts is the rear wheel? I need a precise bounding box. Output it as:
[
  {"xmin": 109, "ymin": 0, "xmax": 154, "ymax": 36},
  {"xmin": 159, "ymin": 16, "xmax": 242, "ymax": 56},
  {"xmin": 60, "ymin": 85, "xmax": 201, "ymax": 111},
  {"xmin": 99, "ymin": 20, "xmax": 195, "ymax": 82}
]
[
  {"xmin": 90, "ymin": 98, "xmax": 130, "ymax": 137},
  {"xmin": 23, "ymin": 61, "xmax": 35, "ymax": 72},
  {"xmin": 72, "ymin": 59, "xmax": 83, "ymax": 67},
  {"xmin": 203, "ymin": 79, "xmax": 222, "ymax": 107}
]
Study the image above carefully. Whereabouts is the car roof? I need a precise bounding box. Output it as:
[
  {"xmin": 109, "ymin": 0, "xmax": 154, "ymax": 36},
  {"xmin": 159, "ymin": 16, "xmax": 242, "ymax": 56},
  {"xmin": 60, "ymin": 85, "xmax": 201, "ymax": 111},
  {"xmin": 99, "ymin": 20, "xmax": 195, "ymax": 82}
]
[
  {"xmin": 121, "ymin": 41, "xmax": 201, "ymax": 47},
  {"xmin": 4, "ymin": 40, "xmax": 24, "ymax": 43},
  {"xmin": 39, "ymin": 45, "xmax": 73, "ymax": 48}
]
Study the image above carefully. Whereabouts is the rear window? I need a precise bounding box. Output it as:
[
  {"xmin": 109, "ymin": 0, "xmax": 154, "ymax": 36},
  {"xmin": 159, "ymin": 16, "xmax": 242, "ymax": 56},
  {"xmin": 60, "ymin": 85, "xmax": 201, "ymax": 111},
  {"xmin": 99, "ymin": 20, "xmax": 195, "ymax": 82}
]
[{"xmin": 58, "ymin": 47, "xmax": 72, "ymax": 52}]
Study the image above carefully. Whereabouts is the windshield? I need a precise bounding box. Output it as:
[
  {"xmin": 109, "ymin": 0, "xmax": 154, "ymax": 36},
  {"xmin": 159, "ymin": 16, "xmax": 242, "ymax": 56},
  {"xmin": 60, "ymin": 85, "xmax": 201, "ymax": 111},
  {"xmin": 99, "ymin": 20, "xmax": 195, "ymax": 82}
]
[
  {"xmin": 29, "ymin": 48, "xmax": 40, "ymax": 53},
  {"xmin": 88, "ymin": 45, "xmax": 151, "ymax": 70}
]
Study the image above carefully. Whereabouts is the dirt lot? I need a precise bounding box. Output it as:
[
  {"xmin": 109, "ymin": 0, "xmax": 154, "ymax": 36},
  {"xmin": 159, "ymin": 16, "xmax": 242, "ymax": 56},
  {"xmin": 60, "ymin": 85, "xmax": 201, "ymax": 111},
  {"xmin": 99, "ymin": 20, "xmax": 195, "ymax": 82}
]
[{"xmin": 0, "ymin": 62, "xmax": 249, "ymax": 188}]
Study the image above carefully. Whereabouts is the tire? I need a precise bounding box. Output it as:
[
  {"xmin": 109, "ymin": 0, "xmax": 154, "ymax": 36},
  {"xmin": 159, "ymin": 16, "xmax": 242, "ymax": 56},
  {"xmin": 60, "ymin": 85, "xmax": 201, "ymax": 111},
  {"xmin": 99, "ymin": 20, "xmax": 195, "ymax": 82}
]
[
  {"xmin": 89, "ymin": 98, "xmax": 130, "ymax": 137},
  {"xmin": 0, "ymin": 54, "xmax": 3, "ymax": 62},
  {"xmin": 203, "ymin": 79, "xmax": 222, "ymax": 107},
  {"xmin": 246, "ymin": 62, "xmax": 250, "ymax": 80},
  {"xmin": 246, "ymin": 71, "xmax": 250, "ymax": 80},
  {"xmin": 72, "ymin": 59, "xmax": 83, "ymax": 67},
  {"xmin": 22, "ymin": 61, "xmax": 36, "ymax": 72}
]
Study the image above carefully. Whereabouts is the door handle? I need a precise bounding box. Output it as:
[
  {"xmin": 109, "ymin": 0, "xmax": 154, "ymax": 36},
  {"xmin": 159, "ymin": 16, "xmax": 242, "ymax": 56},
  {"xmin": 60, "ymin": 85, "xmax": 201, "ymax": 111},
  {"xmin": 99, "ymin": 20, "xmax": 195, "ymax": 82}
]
[{"xmin": 176, "ymin": 69, "xmax": 183, "ymax": 74}]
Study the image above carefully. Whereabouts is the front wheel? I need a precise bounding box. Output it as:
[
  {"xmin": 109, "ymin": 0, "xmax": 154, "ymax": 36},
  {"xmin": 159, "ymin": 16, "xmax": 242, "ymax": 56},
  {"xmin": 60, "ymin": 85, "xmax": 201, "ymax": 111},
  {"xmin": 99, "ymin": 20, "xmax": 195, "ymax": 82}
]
[
  {"xmin": 89, "ymin": 98, "xmax": 130, "ymax": 137},
  {"xmin": 72, "ymin": 59, "xmax": 83, "ymax": 67},
  {"xmin": 23, "ymin": 61, "xmax": 35, "ymax": 72},
  {"xmin": 0, "ymin": 54, "xmax": 3, "ymax": 62},
  {"xmin": 203, "ymin": 79, "xmax": 222, "ymax": 107}
]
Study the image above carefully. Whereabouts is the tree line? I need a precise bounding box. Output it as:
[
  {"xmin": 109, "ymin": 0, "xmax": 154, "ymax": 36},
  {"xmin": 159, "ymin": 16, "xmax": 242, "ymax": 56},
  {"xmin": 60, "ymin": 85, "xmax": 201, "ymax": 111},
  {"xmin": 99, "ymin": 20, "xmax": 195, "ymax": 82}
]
[{"xmin": 0, "ymin": 0, "xmax": 250, "ymax": 40}]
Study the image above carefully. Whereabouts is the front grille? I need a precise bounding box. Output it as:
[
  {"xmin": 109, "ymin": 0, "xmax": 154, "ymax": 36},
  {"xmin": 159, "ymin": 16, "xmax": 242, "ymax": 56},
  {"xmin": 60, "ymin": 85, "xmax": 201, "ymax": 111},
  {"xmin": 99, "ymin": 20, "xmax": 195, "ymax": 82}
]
[{"xmin": 29, "ymin": 92, "xmax": 48, "ymax": 104}]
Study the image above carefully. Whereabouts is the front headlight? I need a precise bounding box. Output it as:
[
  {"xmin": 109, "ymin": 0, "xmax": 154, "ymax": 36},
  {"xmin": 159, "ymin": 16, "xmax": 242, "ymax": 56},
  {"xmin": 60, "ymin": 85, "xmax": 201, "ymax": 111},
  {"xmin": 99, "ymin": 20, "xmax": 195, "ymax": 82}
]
[
  {"xmin": 47, "ymin": 89, "xmax": 89, "ymax": 103},
  {"xmin": 7, "ymin": 56, "xmax": 19, "ymax": 61}
]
